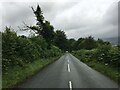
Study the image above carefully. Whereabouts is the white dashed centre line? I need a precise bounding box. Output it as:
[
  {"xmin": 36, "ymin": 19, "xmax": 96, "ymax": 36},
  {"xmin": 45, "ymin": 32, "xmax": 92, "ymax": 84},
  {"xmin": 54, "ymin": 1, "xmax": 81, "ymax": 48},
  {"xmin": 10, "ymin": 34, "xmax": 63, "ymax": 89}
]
[
  {"xmin": 69, "ymin": 81, "xmax": 72, "ymax": 90},
  {"xmin": 68, "ymin": 64, "xmax": 70, "ymax": 72}
]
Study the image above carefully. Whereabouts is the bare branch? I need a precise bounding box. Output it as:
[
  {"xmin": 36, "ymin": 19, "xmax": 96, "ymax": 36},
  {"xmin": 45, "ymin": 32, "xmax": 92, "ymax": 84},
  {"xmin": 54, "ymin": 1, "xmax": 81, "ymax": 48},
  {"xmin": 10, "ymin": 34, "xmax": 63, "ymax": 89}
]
[{"xmin": 31, "ymin": 6, "xmax": 35, "ymax": 13}]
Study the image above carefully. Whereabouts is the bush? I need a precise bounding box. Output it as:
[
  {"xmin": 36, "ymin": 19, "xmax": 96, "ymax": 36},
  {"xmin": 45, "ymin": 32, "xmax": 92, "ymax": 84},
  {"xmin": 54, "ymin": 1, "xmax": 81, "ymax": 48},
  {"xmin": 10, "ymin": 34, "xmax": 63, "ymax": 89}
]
[
  {"xmin": 73, "ymin": 44, "xmax": 119, "ymax": 69},
  {"xmin": 2, "ymin": 27, "xmax": 62, "ymax": 71}
]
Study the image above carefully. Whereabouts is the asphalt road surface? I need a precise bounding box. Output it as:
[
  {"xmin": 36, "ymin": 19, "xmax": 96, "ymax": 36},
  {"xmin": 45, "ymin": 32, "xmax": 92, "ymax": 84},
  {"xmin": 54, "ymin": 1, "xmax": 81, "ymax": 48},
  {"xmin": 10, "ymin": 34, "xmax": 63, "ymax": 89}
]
[{"xmin": 17, "ymin": 53, "xmax": 119, "ymax": 88}]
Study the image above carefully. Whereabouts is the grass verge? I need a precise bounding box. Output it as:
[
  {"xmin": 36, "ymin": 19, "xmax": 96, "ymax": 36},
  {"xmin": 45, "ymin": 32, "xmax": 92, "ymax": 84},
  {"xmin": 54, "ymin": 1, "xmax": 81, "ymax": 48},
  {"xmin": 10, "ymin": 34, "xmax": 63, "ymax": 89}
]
[{"xmin": 2, "ymin": 56, "xmax": 60, "ymax": 88}]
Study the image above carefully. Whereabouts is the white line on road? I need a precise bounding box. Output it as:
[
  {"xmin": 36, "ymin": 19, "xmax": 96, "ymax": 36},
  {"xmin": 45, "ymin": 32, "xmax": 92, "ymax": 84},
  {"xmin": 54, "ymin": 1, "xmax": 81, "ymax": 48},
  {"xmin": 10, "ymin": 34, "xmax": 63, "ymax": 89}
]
[
  {"xmin": 68, "ymin": 64, "xmax": 70, "ymax": 72},
  {"xmin": 69, "ymin": 81, "xmax": 72, "ymax": 90}
]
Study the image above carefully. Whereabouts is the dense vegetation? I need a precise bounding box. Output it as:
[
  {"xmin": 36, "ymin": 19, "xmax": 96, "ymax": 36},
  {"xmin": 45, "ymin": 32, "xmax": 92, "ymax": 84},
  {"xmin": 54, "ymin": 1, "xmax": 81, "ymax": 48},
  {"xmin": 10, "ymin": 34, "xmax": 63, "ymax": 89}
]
[
  {"xmin": 70, "ymin": 36, "xmax": 120, "ymax": 83},
  {"xmin": 2, "ymin": 5, "xmax": 64, "ymax": 72},
  {"xmin": 2, "ymin": 5, "xmax": 120, "ymax": 88},
  {"xmin": 72, "ymin": 39, "xmax": 120, "ymax": 83},
  {"xmin": 2, "ymin": 27, "xmax": 61, "ymax": 72},
  {"xmin": 2, "ymin": 5, "xmax": 63, "ymax": 88}
]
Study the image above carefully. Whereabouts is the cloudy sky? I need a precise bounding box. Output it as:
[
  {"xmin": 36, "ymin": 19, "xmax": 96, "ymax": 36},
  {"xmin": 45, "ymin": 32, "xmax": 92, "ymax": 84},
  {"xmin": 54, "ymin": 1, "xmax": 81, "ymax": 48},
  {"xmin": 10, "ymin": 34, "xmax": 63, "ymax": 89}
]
[{"xmin": 0, "ymin": 0, "xmax": 119, "ymax": 39}]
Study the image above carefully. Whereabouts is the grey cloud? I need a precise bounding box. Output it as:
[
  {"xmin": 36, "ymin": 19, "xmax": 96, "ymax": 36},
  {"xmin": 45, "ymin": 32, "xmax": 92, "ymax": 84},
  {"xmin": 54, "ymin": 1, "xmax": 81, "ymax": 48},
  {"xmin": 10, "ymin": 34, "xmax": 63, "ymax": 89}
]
[
  {"xmin": 103, "ymin": 2, "xmax": 118, "ymax": 26},
  {"xmin": 1, "ymin": 0, "xmax": 118, "ymax": 40},
  {"xmin": 2, "ymin": 2, "xmax": 78, "ymax": 31},
  {"xmin": 66, "ymin": 2, "xmax": 118, "ymax": 39},
  {"xmin": 2, "ymin": 2, "xmax": 35, "ymax": 27},
  {"xmin": 40, "ymin": 2, "xmax": 78, "ymax": 21}
]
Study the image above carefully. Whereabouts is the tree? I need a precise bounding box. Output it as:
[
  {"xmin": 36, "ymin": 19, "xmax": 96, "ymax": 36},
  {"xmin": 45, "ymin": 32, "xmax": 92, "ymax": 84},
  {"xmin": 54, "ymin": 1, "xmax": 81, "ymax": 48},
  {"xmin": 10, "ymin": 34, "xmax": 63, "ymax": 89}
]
[
  {"xmin": 97, "ymin": 38, "xmax": 111, "ymax": 46},
  {"xmin": 30, "ymin": 35, "xmax": 48, "ymax": 58},
  {"xmin": 68, "ymin": 38, "xmax": 76, "ymax": 52},
  {"xmin": 29, "ymin": 5, "xmax": 55, "ymax": 47},
  {"xmin": 73, "ymin": 38, "xmax": 84, "ymax": 50},
  {"xmin": 54, "ymin": 30, "xmax": 68, "ymax": 51},
  {"xmin": 80, "ymin": 36, "xmax": 97, "ymax": 50},
  {"xmin": 2, "ymin": 27, "xmax": 18, "ymax": 60},
  {"xmin": 32, "ymin": 5, "xmax": 44, "ymax": 26},
  {"xmin": 42, "ymin": 21, "xmax": 55, "ymax": 47},
  {"xmin": 2, "ymin": 26, "xmax": 62, "ymax": 71}
]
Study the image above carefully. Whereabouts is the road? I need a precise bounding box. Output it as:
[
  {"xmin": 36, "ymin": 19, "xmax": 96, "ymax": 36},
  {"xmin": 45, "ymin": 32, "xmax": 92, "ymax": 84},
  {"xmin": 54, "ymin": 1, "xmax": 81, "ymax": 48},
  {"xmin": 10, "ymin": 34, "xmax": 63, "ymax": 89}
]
[{"xmin": 17, "ymin": 53, "xmax": 119, "ymax": 88}]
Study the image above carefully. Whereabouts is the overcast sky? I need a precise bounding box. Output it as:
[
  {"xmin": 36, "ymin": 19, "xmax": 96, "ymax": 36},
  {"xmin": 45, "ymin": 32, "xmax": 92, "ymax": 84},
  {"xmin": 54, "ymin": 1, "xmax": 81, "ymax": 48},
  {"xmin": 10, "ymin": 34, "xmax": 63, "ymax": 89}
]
[{"xmin": 0, "ymin": 0, "xmax": 119, "ymax": 39}]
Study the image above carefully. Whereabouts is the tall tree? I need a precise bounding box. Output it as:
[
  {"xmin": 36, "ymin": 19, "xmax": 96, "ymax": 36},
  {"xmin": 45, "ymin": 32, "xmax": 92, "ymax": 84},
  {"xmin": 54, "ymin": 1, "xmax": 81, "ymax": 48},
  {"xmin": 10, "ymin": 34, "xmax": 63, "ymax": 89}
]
[
  {"xmin": 54, "ymin": 30, "xmax": 68, "ymax": 51},
  {"xmin": 42, "ymin": 21, "xmax": 55, "ymax": 47},
  {"xmin": 32, "ymin": 5, "xmax": 44, "ymax": 26},
  {"xmin": 26, "ymin": 5, "xmax": 55, "ymax": 47}
]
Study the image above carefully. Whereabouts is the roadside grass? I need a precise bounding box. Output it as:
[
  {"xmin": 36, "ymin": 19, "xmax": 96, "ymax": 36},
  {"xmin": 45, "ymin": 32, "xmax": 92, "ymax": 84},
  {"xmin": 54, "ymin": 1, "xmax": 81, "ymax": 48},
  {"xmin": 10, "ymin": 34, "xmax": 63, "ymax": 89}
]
[
  {"xmin": 73, "ymin": 54, "xmax": 120, "ymax": 84},
  {"xmin": 2, "ymin": 56, "xmax": 59, "ymax": 88}
]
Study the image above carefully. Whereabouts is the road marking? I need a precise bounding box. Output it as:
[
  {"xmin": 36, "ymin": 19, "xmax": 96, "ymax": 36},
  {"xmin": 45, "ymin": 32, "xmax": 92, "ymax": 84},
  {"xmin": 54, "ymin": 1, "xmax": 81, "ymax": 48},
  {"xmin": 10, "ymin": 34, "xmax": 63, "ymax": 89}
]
[
  {"xmin": 68, "ymin": 64, "xmax": 70, "ymax": 72},
  {"xmin": 69, "ymin": 81, "xmax": 72, "ymax": 90}
]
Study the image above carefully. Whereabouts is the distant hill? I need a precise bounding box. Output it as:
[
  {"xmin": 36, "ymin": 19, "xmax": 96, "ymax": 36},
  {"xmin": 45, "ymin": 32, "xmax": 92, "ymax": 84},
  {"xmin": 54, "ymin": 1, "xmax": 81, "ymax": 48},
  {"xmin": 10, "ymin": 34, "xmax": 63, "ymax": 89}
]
[{"xmin": 103, "ymin": 37, "xmax": 120, "ymax": 45}]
